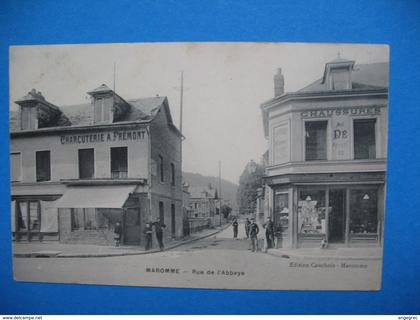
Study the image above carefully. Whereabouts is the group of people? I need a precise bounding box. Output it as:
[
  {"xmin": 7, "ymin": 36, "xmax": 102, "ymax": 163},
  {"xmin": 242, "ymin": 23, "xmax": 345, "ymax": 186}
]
[
  {"xmin": 231, "ymin": 216, "xmax": 276, "ymax": 252},
  {"xmin": 113, "ymin": 218, "xmax": 167, "ymax": 250}
]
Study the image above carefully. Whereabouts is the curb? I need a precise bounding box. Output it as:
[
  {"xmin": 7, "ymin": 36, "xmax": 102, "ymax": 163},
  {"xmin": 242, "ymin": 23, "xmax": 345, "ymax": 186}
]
[{"xmin": 13, "ymin": 224, "xmax": 229, "ymax": 259}]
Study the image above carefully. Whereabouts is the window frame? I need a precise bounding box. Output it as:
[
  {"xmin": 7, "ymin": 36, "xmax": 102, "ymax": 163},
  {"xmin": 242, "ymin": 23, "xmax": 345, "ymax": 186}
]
[
  {"xmin": 170, "ymin": 163, "xmax": 175, "ymax": 186},
  {"xmin": 352, "ymin": 117, "xmax": 378, "ymax": 160},
  {"xmin": 158, "ymin": 155, "xmax": 164, "ymax": 183},
  {"xmin": 10, "ymin": 152, "xmax": 22, "ymax": 182},
  {"xmin": 78, "ymin": 148, "xmax": 96, "ymax": 179},
  {"xmin": 35, "ymin": 150, "xmax": 51, "ymax": 182},
  {"xmin": 110, "ymin": 146, "xmax": 128, "ymax": 179},
  {"xmin": 303, "ymin": 119, "xmax": 330, "ymax": 161}
]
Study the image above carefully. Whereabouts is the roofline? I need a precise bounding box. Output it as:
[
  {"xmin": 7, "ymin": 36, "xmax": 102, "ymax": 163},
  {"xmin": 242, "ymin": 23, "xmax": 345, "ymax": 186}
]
[
  {"xmin": 10, "ymin": 120, "xmax": 151, "ymax": 138},
  {"xmin": 261, "ymin": 87, "xmax": 388, "ymax": 109}
]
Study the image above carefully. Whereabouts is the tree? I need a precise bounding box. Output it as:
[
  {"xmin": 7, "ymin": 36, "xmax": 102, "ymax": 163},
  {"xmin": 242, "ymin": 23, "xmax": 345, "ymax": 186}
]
[
  {"xmin": 221, "ymin": 204, "xmax": 232, "ymax": 219},
  {"xmin": 236, "ymin": 160, "xmax": 265, "ymax": 215}
]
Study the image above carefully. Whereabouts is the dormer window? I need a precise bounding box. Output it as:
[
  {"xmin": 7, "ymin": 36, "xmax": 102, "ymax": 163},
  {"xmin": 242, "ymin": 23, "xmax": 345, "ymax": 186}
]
[
  {"xmin": 94, "ymin": 97, "xmax": 112, "ymax": 123},
  {"xmin": 88, "ymin": 84, "xmax": 130, "ymax": 124},
  {"xmin": 322, "ymin": 57, "xmax": 355, "ymax": 91},
  {"xmin": 15, "ymin": 89, "xmax": 71, "ymax": 130}
]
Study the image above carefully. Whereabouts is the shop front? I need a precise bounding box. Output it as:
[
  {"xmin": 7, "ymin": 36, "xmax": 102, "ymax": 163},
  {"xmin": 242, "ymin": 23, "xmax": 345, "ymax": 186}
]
[
  {"xmin": 53, "ymin": 184, "xmax": 148, "ymax": 246},
  {"xmin": 268, "ymin": 172, "xmax": 385, "ymax": 248}
]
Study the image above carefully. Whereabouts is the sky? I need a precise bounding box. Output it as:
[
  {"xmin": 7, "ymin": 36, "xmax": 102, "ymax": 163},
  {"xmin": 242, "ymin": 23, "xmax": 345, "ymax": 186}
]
[{"xmin": 9, "ymin": 42, "xmax": 389, "ymax": 184}]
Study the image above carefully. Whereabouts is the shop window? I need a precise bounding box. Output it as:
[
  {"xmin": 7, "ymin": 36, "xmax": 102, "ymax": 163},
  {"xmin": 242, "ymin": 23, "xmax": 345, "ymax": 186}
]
[
  {"xmin": 36, "ymin": 150, "xmax": 51, "ymax": 182},
  {"xmin": 171, "ymin": 163, "xmax": 175, "ymax": 186},
  {"xmin": 159, "ymin": 201, "xmax": 165, "ymax": 223},
  {"xmin": 111, "ymin": 147, "xmax": 128, "ymax": 178},
  {"xmin": 298, "ymin": 190, "xmax": 327, "ymax": 235},
  {"xmin": 305, "ymin": 121, "xmax": 327, "ymax": 161},
  {"xmin": 29, "ymin": 202, "xmax": 40, "ymax": 230},
  {"xmin": 17, "ymin": 201, "xmax": 40, "ymax": 231},
  {"xmin": 10, "ymin": 152, "xmax": 22, "ymax": 182},
  {"xmin": 17, "ymin": 202, "xmax": 28, "ymax": 231},
  {"xmin": 354, "ymin": 119, "xmax": 376, "ymax": 159},
  {"xmin": 71, "ymin": 208, "xmax": 97, "ymax": 230},
  {"xmin": 158, "ymin": 155, "xmax": 164, "ymax": 182},
  {"xmin": 273, "ymin": 192, "xmax": 288, "ymax": 234},
  {"xmin": 350, "ymin": 189, "xmax": 378, "ymax": 234},
  {"xmin": 78, "ymin": 148, "xmax": 95, "ymax": 179}
]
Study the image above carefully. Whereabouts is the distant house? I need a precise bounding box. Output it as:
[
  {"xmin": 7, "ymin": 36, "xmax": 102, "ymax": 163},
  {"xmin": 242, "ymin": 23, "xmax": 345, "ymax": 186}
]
[
  {"xmin": 10, "ymin": 85, "xmax": 183, "ymax": 248},
  {"xmin": 189, "ymin": 184, "xmax": 221, "ymax": 226}
]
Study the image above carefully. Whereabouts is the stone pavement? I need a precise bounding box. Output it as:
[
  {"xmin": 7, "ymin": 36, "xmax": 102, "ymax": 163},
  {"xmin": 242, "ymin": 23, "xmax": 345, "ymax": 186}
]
[
  {"xmin": 266, "ymin": 246, "xmax": 383, "ymax": 260},
  {"xmin": 13, "ymin": 225, "xmax": 229, "ymax": 258}
]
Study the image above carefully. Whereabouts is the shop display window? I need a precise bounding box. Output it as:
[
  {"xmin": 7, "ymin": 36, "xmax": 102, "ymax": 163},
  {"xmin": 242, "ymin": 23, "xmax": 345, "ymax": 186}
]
[
  {"xmin": 18, "ymin": 202, "xmax": 28, "ymax": 231},
  {"xmin": 17, "ymin": 201, "xmax": 40, "ymax": 232},
  {"xmin": 71, "ymin": 208, "xmax": 97, "ymax": 230},
  {"xmin": 273, "ymin": 192, "xmax": 288, "ymax": 234},
  {"xmin": 298, "ymin": 190, "xmax": 326, "ymax": 235},
  {"xmin": 350, "ymin": 189, "xmax": 378, "ymax": 234}
]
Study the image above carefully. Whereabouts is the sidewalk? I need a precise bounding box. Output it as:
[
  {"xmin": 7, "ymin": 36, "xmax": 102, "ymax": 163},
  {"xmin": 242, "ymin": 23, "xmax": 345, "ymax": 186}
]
[
  {"xmin": 13, "ymin": 225, "xmax": 228, "ymax": 259},
  {"xmin": 266, "ymin": 246, "xmax": 383, "ymax": 261}
]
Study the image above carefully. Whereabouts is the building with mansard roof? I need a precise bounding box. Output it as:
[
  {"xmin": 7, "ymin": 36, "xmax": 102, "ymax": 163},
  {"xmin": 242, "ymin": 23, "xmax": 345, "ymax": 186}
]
[
  {"xmin": 261, "ymin": 59, "xmax": 388, "ymax": 249},
  {"xmin": 10, "ymin": 84, "xmax": 183, "ymax": 248}
]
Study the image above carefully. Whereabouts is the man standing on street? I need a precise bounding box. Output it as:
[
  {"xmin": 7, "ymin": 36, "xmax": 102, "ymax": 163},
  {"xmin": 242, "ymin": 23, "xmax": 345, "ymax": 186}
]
[
  {"xmin": 263, "ymin": 216, "xmax": 275, "ymax": 251},
  {"xmin": 144, "ymin": 222, "xmax": 153, "ymax": 250},
  {"xmin": 249, "ymin": 218, "xmax": 259, "ymax": 252},
  {"xmin": 245, "ymin": 218, "xmax": 251, "ymax": 239},
  {"xmin": 154, "ymin": 218, "xmax": 166, "ymax": 250},
  {"xmin": 113, "ymin": 221, "xmax": 122, "ymax": 247},
  {"xmin": 232, "ymin": 218, "xmax": 239, "ymax": 239}
]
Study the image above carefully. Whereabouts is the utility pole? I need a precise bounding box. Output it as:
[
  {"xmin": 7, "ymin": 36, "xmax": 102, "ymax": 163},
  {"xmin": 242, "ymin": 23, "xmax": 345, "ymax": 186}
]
[
  {"xmin": 179, "ymin": 71, "xmax": 184, "ymax": 135},
  {"xmin": 219, "ymin": 160, "xmax": 222, "ymax": 226}
]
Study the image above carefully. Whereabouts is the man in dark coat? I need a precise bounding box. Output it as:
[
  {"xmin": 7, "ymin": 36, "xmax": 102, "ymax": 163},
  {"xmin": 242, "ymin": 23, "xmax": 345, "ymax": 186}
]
[
  {"xmin": 113, "ymin": 221, "xmax": 122, "ymax": 247},
  {"xmin": 154, "ymin": 218, "xmax": 166, "ymax": 250},
  {"xmin": 244, "ymin": 218, "xmax": 251, "ymax": 239},
  {"xmin": 232, "ymin": 218, "xmax": 239, "ymax": 239},
  {"xmin": 144, "ymin": 222, "xmax": 153, "ymax": 251},
  {"xmin": 249, "ymin": 218, "xmax": 259, "ymax": 252},
  {"xmin": 263, "ymin": 216, "xmax": 275, "ymax": 250}
]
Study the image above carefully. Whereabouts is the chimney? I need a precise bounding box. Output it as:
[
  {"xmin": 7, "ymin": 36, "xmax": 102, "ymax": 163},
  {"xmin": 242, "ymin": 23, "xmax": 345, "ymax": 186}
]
[{"xmin": 274, "ymin": 68, "xmax": 284, "ymax": 97}]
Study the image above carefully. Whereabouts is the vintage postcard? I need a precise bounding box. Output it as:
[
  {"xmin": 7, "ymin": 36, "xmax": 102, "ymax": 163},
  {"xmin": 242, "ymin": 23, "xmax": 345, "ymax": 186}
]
[{"xmin": 10, "ymin": 42, "xmax": 389, "ymax": 290}]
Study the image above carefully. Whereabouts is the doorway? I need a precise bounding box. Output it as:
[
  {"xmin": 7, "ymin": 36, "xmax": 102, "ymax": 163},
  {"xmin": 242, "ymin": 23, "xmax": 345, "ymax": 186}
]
[
  {"xmin": 124, "ymin": 208, "xmax": 141, "ymax": 245},
  {"xmin": 328, "ymin": 189, "xmax": 346, "ymax": 243}
]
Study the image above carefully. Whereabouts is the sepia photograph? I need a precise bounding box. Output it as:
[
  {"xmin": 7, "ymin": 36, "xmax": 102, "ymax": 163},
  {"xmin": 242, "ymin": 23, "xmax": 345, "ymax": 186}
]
[{"xmin": 9, "ymin": 42, "xmax": 389, "ymax": 290}]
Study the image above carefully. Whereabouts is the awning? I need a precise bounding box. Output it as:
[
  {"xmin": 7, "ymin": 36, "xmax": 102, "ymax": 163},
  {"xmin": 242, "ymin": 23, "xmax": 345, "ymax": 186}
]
[{"xmin": 53, "ymin": 185, "xmax": 136, "ymax": 208}]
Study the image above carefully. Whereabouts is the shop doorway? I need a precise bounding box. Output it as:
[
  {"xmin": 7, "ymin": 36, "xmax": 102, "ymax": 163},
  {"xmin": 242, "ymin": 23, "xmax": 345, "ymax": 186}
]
[
  {"xmin": 124, "ymin": 208, "xmax": 141, "ymax": 245},
  {"xmin": 328, "ymin": 189, "xmax": 346, "ymax": 243}
]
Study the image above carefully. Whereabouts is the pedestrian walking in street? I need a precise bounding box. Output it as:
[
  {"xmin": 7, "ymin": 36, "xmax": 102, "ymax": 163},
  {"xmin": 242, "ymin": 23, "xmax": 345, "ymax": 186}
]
[
  {"xmin": 154, "ymin": 218, "xmax": 166, "ymax": 250},
  {"xmin": 249, "ymin": 218, "xmax": 259, "ymax": 252},
  {"xmin": 113, "ymin": 221, "xmax": 122, "ymax": 247},
  {"xmin": 144, "ymin": 222, "xmax": 153, "ymax": 250},
  {"xmin": 245, "ymin": 218, "xmax": 251, "ymax": 239},
  {"xmin": 232, "ymin": 218, "xmax": 239, "ymax": 239},
  {"xmin": 263, "ymin": 216, "xmax": 275, "ymax": 251}
]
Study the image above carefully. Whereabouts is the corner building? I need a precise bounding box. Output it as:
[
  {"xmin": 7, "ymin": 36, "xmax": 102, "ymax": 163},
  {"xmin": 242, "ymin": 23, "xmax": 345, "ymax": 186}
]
[
  {"xmin": 261, "ymin": 59, "xmax": 388, "ymax": 248},
  {"xmin": 10, "ymin": 85, "xmax": 183, "ymax": 248}
]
